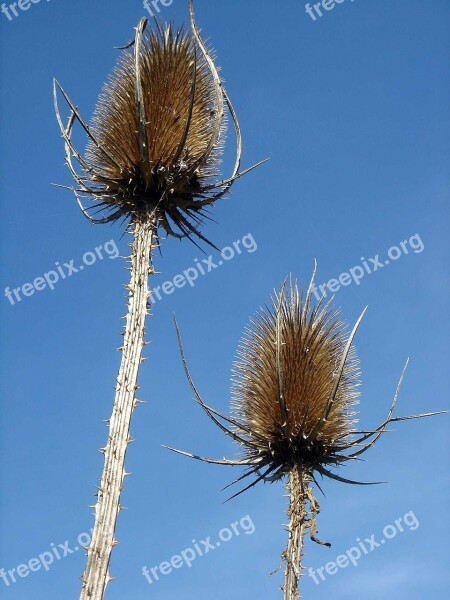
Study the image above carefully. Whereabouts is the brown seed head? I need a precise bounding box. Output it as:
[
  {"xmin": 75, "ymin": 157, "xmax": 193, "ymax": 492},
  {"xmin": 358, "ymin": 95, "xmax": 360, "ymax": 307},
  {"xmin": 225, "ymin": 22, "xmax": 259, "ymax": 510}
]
[
  {"xmin": 54, "ymin": 2, "xmax": 262, "ymax": 246},
  {"xmin": 169, "ymin": 268, "xmax": 443, "ymax": 502},
  {"xmin": 84, "ymin": 21, "xmax": 224, "ymax": 232},
  {"xmin": 231, "ymin": 278, "xmax": 360, "ymax": 474}
]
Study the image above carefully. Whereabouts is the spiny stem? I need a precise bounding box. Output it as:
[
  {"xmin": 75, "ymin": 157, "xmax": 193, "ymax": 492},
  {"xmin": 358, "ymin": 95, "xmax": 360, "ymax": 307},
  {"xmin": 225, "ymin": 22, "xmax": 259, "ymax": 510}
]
[
  {"xmin": 79, "ymin": 218, "xmax": 156, "ymax": 600},
  {"xmin": 283, "ymin": 467, "xmax": 307, "ymax": 600}
]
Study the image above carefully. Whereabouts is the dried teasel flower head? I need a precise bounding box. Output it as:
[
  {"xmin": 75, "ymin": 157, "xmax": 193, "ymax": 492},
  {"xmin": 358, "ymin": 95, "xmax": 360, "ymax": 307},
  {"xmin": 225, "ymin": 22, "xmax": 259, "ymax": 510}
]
[
  {"xmin": 230, "ymin": 272, "xmax": 361, "ymax": 479},
  {"xmin": 168, "ymin": 264, "xmax": 443, "ymax": 500},
  {"xmin": 54, "ymin": 0, "xmax": 264, "ymax": 247}
]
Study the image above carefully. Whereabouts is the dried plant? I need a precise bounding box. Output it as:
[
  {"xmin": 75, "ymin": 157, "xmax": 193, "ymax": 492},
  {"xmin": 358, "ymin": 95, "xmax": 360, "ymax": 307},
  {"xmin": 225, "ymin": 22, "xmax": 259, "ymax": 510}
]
[
  {"xmin": 53, "ymin": 2, "xmax": 262, "ymax": 599},
  {"xmin": 168, "ymin": 265, "xmax": 444, "ymax": 599}
]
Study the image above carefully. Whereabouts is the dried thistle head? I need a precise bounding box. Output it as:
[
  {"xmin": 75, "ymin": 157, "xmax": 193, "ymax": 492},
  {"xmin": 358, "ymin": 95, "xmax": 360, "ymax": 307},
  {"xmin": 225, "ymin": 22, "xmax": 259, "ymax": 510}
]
[
  {"xmin": 168, "ymin": 264, "xmax": 442, "ymax": 500},
  {"xmin": 54, "ymin": 1, "xmax": 263, "ymax": 246},
  {"xmin": 231, "ymin": 274, "xmax": 361, "ymax": 478}
]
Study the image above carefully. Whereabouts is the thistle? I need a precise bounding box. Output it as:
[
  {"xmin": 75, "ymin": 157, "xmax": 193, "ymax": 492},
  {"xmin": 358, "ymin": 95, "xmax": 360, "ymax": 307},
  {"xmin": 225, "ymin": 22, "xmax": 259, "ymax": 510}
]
[
  {"xmin": 54, "ymin": 2, "xmax": 261, "ymax": 599},
  {"xmin": 168, "ymin": 265, "xmax": 443, "ymax": 599}
]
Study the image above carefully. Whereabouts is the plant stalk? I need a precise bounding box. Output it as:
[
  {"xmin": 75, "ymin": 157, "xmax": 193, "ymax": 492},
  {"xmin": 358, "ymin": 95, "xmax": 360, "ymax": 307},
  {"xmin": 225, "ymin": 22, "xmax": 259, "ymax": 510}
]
[
  {"xmin": 283, "ymin": 467, "xmax": 307, "ymax": 600},
  {"xmin": 79, "ymin": 218, "xmax": 156, "ymax": 600}
]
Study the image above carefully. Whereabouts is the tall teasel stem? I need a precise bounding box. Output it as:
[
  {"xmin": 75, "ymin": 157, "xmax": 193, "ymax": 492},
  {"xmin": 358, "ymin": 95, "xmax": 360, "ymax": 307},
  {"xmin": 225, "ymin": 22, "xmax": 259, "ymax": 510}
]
[
  {"xmin": 80, "ymin": 218, "xmax": 156, "ymax": 600},
  {"xmin": 167, "ymin": 271, "xmax": 444, "ymax": 598},
  {"xmin": 283, "ymin": 467, "xmax": 307, "ymax": 600},
  {"xmin": 54, "ymin": 3, "xmax": 263, "ymax": 597}
]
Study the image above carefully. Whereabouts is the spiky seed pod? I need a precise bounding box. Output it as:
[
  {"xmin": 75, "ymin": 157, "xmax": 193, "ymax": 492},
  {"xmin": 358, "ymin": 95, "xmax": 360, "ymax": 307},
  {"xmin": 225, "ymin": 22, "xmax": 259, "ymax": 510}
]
[
  {"xmin": 54, "ymin": 0, "xmax": 263, "ymax": 246},
  {"xmin": 231, "ymin": 280, "xmax": 360, "ymax": 474},
  {"xmin": 168, "ymin": 265, "xmax": 443, "ymax": 599},
  {"xmin": 85, "ymin": 23, "xmax": 223, "ymax": 225}
]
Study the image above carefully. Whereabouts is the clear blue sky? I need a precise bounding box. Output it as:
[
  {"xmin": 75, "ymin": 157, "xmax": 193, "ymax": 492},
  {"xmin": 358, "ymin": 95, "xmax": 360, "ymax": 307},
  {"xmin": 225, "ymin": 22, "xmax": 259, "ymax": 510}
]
[{"xmin": 0, "ymin": 1, "xmax": 449, "ymax": 599}]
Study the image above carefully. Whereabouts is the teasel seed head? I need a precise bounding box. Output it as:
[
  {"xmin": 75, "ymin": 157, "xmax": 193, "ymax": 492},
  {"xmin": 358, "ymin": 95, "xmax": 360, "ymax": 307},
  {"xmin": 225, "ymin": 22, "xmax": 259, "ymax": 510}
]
[
  {"xmin": 167, "ymin": 263, "xmax": 444, "ymax": 500},
  {"xmin": 54, "ymin": 1, "xmax": 264, "ymax": 247},
  {"xmin": 230, "ymin": 274, "xmax": 361, "ymax": 477}
]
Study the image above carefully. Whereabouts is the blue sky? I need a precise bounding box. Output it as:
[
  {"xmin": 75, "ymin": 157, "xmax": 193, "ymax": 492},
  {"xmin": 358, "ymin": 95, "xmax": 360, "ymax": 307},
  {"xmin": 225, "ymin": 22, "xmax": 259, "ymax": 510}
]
[{"xmin": 0, "ymin": 0, "xmax": 449, "ymax": 599}]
